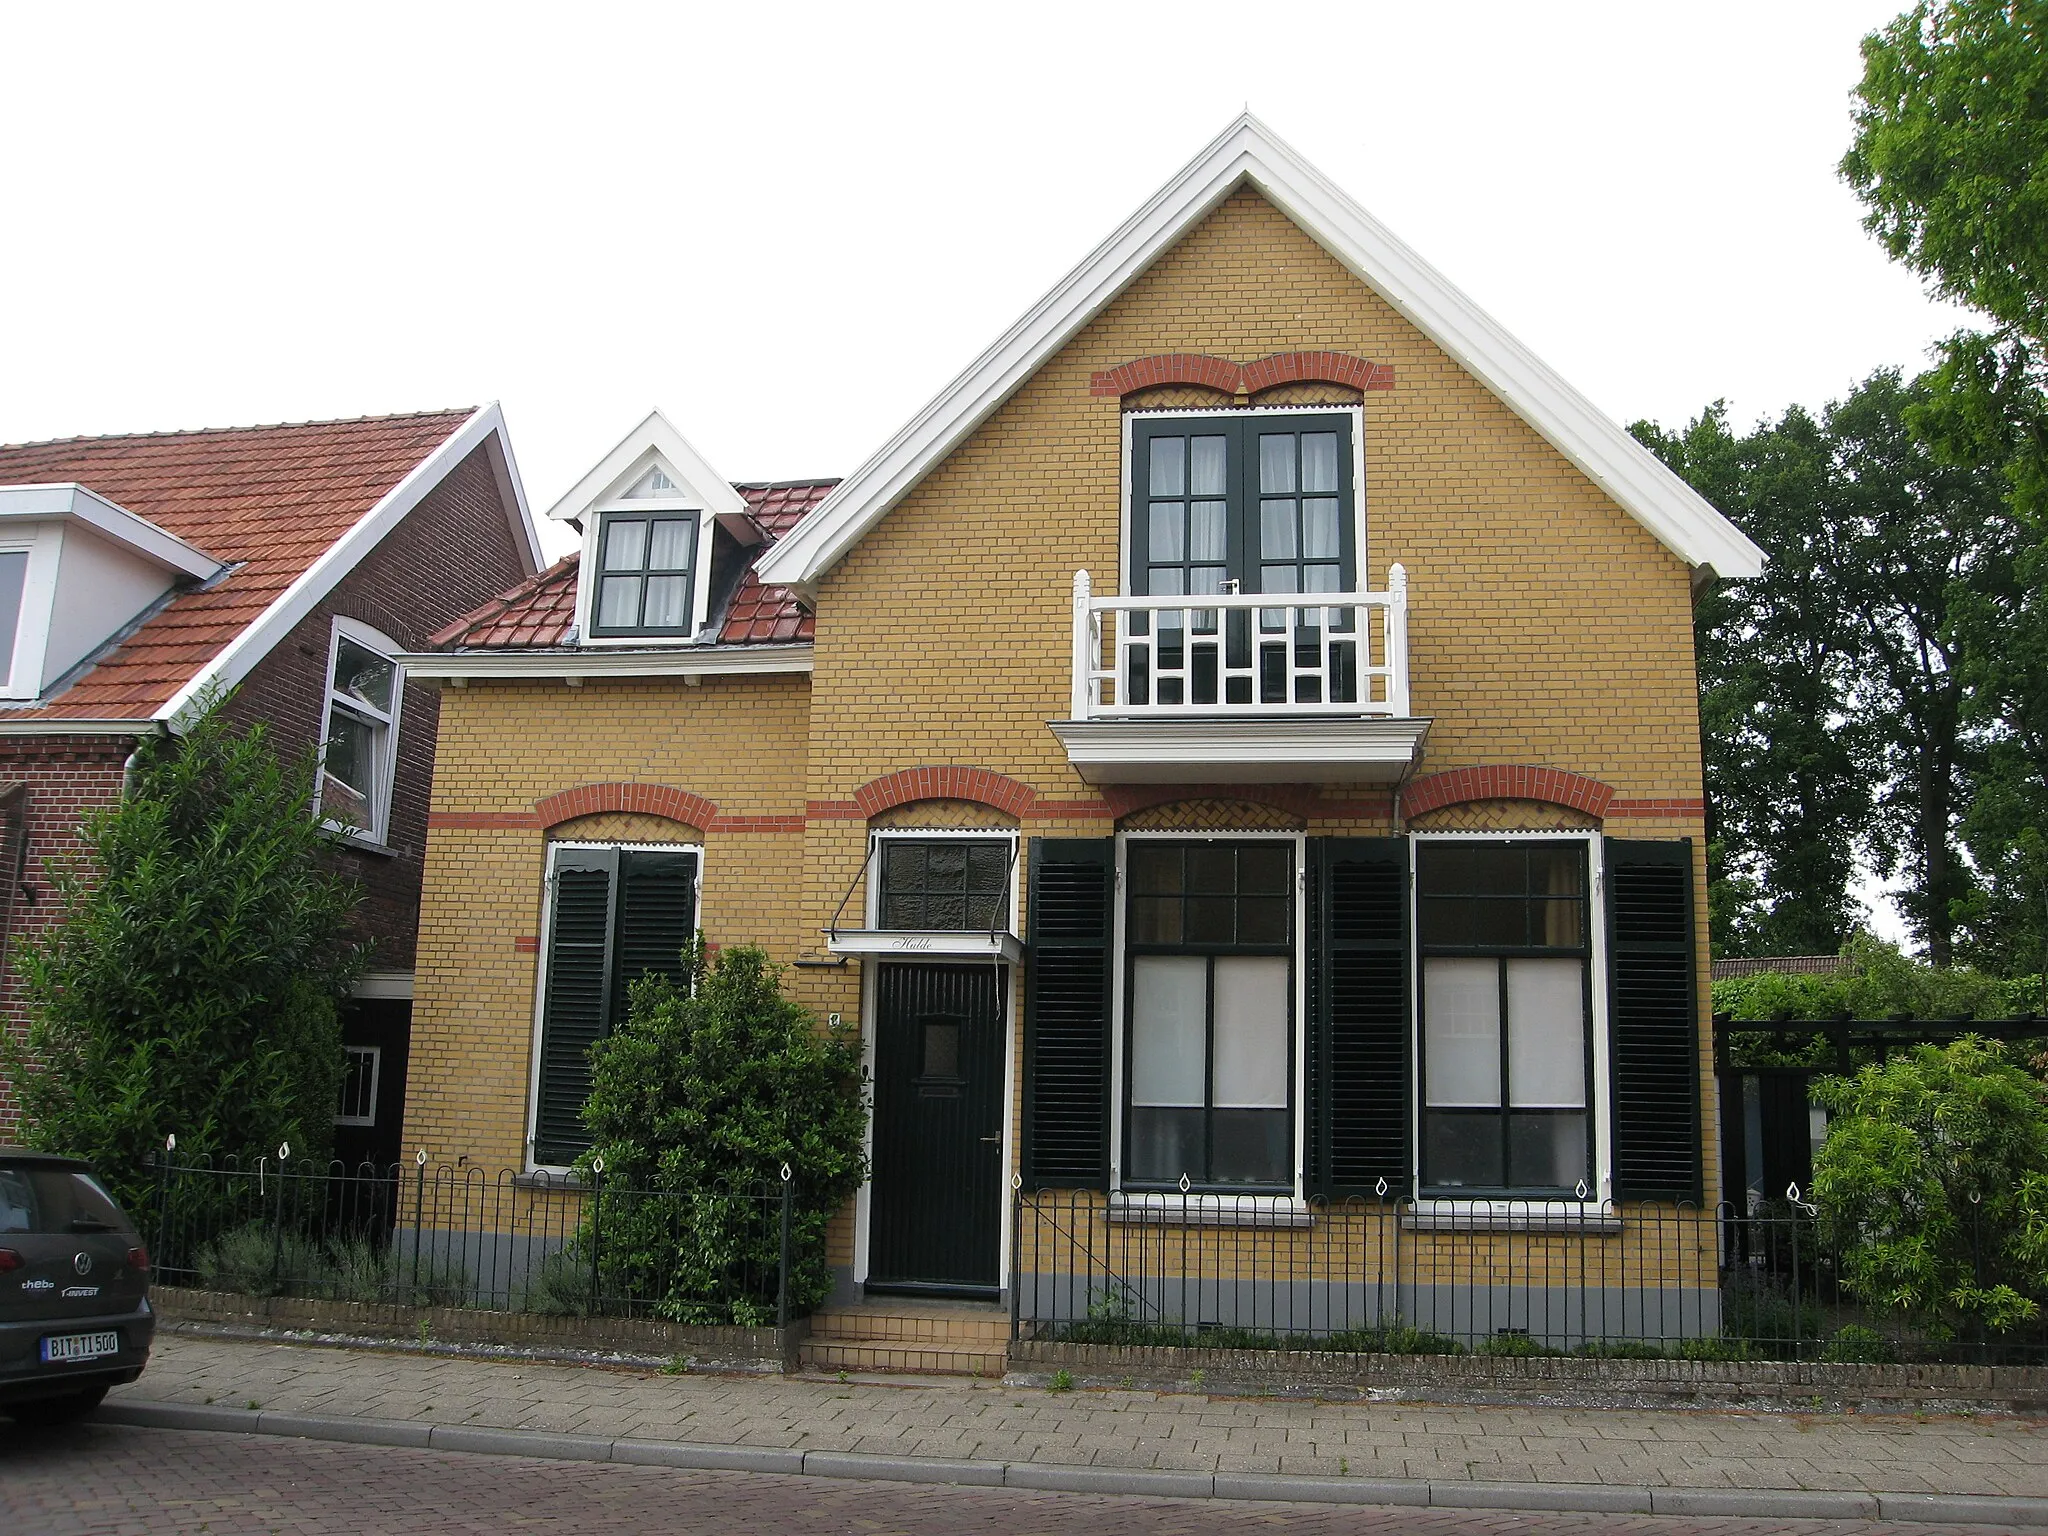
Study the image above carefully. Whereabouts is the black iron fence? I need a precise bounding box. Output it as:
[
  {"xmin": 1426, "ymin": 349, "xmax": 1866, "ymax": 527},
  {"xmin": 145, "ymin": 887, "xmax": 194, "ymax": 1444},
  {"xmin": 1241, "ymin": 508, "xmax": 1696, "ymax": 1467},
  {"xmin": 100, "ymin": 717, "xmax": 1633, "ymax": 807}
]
[
  {"xmin": 1010, "ymin": 1187, "xmax": 2048, "ymax": 1366},
  {"xmin": 144, "ymin": 1150, "xmax": 796, "ymax": 1327}
]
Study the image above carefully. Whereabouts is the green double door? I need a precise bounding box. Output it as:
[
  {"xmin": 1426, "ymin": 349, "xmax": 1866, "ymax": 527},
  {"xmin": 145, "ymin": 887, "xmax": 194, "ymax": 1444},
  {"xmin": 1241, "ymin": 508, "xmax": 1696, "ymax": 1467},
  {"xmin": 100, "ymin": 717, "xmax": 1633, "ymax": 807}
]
[{"xmin": 867, "ymin": 963, "xmax": 1005, "ymax": 1295}]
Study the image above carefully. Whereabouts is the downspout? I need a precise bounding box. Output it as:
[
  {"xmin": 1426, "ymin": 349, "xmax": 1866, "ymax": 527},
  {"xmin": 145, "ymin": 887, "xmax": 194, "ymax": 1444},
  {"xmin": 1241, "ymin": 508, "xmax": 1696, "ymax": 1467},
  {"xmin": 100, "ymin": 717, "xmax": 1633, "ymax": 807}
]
[{"xmin": 120, "ymin": 720, "xmax": 173, "ymax": 799}]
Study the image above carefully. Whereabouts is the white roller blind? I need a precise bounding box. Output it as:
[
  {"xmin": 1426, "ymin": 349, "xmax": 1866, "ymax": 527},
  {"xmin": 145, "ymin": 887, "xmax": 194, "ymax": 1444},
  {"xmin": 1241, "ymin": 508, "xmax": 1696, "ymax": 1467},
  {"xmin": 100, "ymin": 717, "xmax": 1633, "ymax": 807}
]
[
  {"xmin": 1211, "ymin": 956, "xmax": 1289, "ymax": 1109},
  {"xmin": 1130, "ymin": 956, "xmax": 1206, "ymax": 1107},
  {"xmin": 1506, "ymin": 958, "xmax": 1586, "ymax": 1108},
  {"xmin": 1423, "ymin": 957, "xmax": 1500, "ymax": 1107}
]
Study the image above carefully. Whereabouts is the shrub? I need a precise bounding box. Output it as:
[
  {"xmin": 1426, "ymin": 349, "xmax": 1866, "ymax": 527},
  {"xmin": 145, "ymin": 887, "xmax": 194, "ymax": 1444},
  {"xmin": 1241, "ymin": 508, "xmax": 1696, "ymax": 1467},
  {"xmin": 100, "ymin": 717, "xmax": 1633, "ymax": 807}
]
[
  {"xmin": 518, "ymin": 1249, "xmax": 590, "ymax": 1317},
  {"xmin": 1821, "ymin": 1324, "xmax": 1898, "ymax": 1364},
  {"xmin": 576, "ymin": 943, "xmax": 867, "ymax": 1324},
  {"xmin": 196, "ymin": 1223, "xmax": 328, "ymax": 1297},
  {"xmin": 1812, "ymin": 1037, "xmax": 2048, "ymax": 1336},
  {"xmin": 3, "ymin": 698, "xmax": 365, "ymax": 1216}
]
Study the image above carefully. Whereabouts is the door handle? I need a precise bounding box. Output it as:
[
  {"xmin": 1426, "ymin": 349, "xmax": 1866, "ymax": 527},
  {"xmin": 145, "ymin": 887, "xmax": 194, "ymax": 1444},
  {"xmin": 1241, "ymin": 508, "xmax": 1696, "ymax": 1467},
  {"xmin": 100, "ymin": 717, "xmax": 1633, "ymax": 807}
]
[{"xmin": 979, "ymin": 1137, "xmax": 1001, "ymax": 1143}]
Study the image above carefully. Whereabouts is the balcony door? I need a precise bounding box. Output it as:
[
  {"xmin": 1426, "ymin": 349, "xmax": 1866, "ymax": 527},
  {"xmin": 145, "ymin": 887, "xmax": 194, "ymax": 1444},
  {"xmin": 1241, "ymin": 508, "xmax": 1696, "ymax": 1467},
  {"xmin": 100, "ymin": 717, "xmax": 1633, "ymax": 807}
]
[{"xmin": 1127, "ymin": 412, "xmax": 1358, "ymax": 706}]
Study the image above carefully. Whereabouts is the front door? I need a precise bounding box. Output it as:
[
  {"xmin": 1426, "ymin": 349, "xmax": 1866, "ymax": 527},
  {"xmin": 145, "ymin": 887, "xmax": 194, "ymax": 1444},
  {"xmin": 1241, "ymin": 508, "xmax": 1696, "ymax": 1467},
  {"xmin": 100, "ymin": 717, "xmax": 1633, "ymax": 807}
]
[{"xmin": 868, "ymin": 963, "xmax": 1005, "ymax": 1294}]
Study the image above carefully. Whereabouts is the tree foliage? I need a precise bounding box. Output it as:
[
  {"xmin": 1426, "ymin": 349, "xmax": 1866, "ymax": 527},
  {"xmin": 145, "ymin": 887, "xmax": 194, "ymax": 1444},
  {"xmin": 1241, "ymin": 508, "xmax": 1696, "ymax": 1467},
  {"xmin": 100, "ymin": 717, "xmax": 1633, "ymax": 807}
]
[
  {"xmin": 575, "ymin": 942, "xmax": 867, "ymax": 1324},
  {"xmin": 3, "ymin": 702, "xmax": 365, "ymax": 1212},
  {"xmin": 1812, "ymin": 1037, "xmax": 2048, "ymax": 1335},
  {"xmin": 1636, "ymin": 372, "xmax": 2012, "ymax": 962},
  {"xmin": 1845, "ymin": 0, "xmax": 2048, "ymax": 973}
]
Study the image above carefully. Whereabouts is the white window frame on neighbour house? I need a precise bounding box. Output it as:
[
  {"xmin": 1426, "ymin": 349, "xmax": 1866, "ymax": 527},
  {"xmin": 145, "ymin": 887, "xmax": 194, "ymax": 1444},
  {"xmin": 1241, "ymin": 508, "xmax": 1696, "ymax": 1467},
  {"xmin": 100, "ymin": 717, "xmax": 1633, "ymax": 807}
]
[
  {"xmin": 1408, "ymin": 829, "xmax": 1613, "ymax": 1221},
  {"xmin": 1108, "ymin": 829, "xmax": 1311, "ymax": 1225},
  {"xmin": 313, "ymin": 616, "xmax": 404, "ymax": 846},
  {"xmin": 335, "ymin": 1045, "xmax": 381, "ymax": 1128}
]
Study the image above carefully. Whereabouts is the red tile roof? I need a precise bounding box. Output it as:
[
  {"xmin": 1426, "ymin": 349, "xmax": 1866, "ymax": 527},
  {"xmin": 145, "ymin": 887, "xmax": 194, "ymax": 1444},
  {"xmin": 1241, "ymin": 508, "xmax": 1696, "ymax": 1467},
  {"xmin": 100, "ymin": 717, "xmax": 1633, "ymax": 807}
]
[
  {"xmin": 433, "ymin": 479, "xmax": 835, "ymax": 651},
  {"xmin": 0, "ymin": 410, "xmax": 474, "ymax": 720}
]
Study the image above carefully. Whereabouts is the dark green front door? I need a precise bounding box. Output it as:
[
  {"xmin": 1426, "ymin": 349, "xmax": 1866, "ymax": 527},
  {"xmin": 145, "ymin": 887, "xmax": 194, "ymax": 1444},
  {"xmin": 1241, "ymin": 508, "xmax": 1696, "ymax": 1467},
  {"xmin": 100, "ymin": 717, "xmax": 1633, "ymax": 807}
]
[{"xmin": 868, "ymin": 963, "xmax": 1005, "ymax": 1294}]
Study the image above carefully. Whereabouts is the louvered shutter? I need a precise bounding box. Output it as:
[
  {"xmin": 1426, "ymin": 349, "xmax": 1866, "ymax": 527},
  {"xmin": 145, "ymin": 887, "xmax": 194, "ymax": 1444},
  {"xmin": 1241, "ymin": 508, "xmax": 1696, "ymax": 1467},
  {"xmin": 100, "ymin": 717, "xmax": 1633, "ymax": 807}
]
[
  {"xmin": 533, "ymin": 848, "xmax": 618, "ymax": 1165},
  {"xmin": 1022, "ymin": 838, "xmax": 1114, "ymax": 1189},
  {"xmin": 613, "ymin": 849, "xmax": 699, "ymax": 1014},
  {"xmin": 1605, "ymin": 838, "xmax": 1702, "ymax": 1202},
  {"xmin": 1308, "ymin": 838, "xmax": 1410, "ymax": 1196}
]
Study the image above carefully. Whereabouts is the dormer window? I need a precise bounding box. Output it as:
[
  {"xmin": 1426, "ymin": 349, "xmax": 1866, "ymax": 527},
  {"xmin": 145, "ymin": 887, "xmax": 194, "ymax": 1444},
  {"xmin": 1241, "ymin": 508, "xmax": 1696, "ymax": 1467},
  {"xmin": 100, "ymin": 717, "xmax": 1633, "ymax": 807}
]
[
  {"xmin": 592, "ymin": 510, "xmax": 699, "ymax": 636},
  {"xmin": 316, "ymin": 617, "xmax": 403, "ymax": 844}
]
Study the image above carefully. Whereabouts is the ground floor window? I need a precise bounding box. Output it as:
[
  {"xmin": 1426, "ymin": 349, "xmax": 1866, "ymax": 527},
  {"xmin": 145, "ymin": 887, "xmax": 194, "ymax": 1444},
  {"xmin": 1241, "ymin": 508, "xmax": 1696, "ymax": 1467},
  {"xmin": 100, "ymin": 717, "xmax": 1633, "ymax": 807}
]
[
  {"xmin": 1417, "ymin": 839, "xmax": 1593, "ymax": 1195},
  {"xmin": 1124, "ymin": 839, "xmax": 1294, "ymax": 1188}
]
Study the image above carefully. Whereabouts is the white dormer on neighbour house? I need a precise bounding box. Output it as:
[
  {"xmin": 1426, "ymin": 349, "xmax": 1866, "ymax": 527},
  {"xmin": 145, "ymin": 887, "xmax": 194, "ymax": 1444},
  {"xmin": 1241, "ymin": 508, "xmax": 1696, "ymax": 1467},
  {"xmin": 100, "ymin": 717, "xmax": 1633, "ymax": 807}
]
[
  {"xmin": 545, "ymin": 410, "xmax": 749, "ymax": 647},
  {"xmin": 0, "ymin": 483, "xmax": 226, "ymax": 701}
]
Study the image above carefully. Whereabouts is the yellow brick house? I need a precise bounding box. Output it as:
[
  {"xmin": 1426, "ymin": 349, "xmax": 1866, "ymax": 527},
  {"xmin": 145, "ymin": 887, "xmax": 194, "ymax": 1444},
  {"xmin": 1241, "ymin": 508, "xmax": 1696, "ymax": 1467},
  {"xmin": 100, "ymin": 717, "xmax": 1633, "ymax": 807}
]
[{"xmin": 398, "ymin": 117, "xmax": 1763, "ymax": 1357}]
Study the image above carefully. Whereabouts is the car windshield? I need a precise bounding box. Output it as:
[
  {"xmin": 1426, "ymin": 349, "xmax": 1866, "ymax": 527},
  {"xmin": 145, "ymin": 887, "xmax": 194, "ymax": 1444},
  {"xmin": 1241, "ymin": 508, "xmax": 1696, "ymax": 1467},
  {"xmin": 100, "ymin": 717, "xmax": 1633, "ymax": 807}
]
[{"xmin": 0, "ymin": 1164, "xmax": 130, "ymax": 1235}]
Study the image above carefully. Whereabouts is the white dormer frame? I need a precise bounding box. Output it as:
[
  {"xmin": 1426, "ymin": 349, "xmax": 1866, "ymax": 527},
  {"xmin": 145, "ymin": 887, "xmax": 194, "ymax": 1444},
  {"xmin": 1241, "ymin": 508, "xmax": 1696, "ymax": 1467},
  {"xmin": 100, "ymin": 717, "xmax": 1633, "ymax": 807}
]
[{"xmin": 546, "ymin": 411, "xmax": 747, "ymax": 649}]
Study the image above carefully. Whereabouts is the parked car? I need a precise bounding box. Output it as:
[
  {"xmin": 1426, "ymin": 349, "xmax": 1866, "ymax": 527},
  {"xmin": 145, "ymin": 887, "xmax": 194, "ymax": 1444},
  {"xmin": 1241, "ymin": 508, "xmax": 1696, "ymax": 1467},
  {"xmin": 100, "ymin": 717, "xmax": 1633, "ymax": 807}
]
[{"xmin": 0, "ymin": 1148, "xmax": 154, "ymax": 1421}]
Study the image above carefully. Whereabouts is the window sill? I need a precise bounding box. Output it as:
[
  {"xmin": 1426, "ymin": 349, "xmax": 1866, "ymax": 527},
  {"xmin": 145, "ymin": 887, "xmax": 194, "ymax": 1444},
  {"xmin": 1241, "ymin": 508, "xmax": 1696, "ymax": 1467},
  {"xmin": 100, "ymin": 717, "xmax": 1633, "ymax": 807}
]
[
  {"xmin": 1110, "ymin": 1192, "xmax": 1313, "ymax": 1228},
  {"xmin": 1402, "ymin": 1200, "xmax": 1621, "ymax": 1234},
  {"xmin": 321, "ymin": 825, "xmax": 398, "ymax": 858},
  {"xmin": 515, "ymin": 1169, "xmax": 588, "ymax": 1191}
]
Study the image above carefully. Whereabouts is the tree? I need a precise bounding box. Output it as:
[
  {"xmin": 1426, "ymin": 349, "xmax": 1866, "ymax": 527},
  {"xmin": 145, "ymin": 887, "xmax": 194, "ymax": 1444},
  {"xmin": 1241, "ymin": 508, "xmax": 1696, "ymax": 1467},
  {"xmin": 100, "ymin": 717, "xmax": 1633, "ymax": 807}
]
[
  {"xmin": 1633, "ymin": 406, "xmax": 1871, "ymax": 956},
  {"xmin": 1845, "ymin": 0, "xmax": 2048, "ymax": 970},
  {"xmin": 1812, "ymin": 1037, "xmax": 2048, "ymax": 1337},
  {"xmin": 2, "ymin": 701, "xmax": 365, "ymax": 1211},
  {"xmin": 576, "ymin": 942, "xmax": 867, "ymax": 1324}
]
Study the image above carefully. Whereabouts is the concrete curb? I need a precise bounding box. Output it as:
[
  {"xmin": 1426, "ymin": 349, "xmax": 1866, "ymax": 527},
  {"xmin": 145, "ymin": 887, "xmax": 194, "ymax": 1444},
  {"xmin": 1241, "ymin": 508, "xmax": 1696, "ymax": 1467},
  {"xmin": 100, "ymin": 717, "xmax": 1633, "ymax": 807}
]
[{"xmin": 95, "ymin": 1398, "xmax": 2048, "ymax": 1525}]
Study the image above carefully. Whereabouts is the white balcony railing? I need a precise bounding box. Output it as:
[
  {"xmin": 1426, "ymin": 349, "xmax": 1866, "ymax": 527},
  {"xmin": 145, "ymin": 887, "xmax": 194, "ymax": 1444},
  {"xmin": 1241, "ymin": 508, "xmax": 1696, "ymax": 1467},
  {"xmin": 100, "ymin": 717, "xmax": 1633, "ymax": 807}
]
[{"xmin": 1069, "ymin": 565, "xmax": 1409, "ymax": 721}]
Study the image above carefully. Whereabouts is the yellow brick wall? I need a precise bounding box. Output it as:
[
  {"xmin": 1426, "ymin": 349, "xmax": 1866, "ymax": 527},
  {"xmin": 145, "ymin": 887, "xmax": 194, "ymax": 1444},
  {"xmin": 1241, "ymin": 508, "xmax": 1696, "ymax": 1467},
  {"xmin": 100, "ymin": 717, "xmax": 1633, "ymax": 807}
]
[
  {"xmin": 402, "ymin": 674, "xmax": 810, "ymax": 1172},
  {"xmin": 402, "ymin": 185, "xmax": 1720, "ymax": 1253}
]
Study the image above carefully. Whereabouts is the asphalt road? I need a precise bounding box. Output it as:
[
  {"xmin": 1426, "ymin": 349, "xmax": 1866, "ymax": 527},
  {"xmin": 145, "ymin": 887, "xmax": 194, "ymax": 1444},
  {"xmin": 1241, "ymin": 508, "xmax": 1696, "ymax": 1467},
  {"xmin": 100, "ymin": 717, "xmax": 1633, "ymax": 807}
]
[{"xmin": 0, "ymin": 1422, "xmax": 2027, "ymax": 1536}]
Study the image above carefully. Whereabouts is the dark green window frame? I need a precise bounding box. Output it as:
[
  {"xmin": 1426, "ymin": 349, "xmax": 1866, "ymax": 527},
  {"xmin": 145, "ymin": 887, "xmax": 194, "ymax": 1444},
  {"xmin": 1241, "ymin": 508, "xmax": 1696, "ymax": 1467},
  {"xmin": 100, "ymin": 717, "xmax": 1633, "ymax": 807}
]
[
  {"xmin": 1126, "ymin": 411, "xmax": 1360, "ymax": 707},
  {"xmin": 1415, "ymin": 839, "xmax": 1594, "ymax": 1198},
  {"xmin": 876, "ymin": 836, "xmax": 1014, "ymax": 931},
  {"xmin": 1123, "ymin": 839, "xmax": 1296, "ymax": 1192},
  {"xmin": 590, "ymin": 509, "xmax": 700, "ymax": 638}
]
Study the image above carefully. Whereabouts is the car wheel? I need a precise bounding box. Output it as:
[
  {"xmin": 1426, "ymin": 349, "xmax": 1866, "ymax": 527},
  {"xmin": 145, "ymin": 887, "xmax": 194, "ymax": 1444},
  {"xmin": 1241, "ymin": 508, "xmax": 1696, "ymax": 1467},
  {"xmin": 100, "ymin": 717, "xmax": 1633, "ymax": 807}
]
[{"xmin": 31, "ymin": 1382, "xmax": 110, "ymax": 1423}]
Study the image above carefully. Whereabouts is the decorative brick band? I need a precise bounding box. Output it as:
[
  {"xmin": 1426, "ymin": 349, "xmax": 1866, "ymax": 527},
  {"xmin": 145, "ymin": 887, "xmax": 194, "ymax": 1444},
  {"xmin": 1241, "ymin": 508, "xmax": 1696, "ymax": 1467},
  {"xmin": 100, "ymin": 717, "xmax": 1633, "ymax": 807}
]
[
  {"xmin": 852, "ymin": 767, "xmax": 1036, "ymax": 820},
  {"xmin": 1605, "ymin": 798, "xmax": 1707, "ymax": 819},
  {"xmin": 427, "ymin": 810, "xmax": 544, "ymax": 830},
  {"xmin": 1402, "ymin": 767, "xmax": 1616, "ymax": 820},
  {"xmin": 533, "ymin": 783, "xmax": 719, "ymax": 831},
  {"xmin": 1099, "ymin": 783, "xmax": 1394, "ymax": 823},
  {"xmin": 1090, "ymin": 350, "xmax": 1394, "ymax": 398}
]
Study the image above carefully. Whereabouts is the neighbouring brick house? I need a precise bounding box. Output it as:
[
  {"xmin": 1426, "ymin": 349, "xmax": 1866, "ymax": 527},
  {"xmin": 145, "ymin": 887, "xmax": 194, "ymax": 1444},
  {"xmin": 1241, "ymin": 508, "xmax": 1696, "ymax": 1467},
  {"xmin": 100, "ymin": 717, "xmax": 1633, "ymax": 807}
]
[
  {"xmin": 0, "ymin": 408, "xmax": 542, "ymax": 1168},
  {"xmin": 399, "ymin": 119, "xmax": 1763, "ymax": 1358}
]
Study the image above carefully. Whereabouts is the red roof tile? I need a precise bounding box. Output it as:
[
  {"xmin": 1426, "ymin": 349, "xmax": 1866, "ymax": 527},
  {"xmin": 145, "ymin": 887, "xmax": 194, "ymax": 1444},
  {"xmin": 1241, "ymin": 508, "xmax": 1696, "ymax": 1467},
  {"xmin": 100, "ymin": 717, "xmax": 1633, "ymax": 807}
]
[
  {"xmin": 433, "ymin": 479, "xmax": 835, "ymax": 651},
  {"xmin": 0, "ymin": 410, "xmax": 474, "ymax": 720}
]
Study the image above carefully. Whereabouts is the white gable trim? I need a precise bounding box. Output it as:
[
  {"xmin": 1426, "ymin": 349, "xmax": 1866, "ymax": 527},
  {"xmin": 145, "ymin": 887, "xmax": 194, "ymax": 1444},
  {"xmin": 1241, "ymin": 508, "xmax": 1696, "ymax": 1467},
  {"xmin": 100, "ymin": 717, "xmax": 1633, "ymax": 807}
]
[
  {"xmin": 755, "ymin": 115, "xmax": 1764, "ymax": 595},
  {"xmin": 543, "ymin": 410, "xmax": 747, "ymax": 523},
  {"xmin": 156, "ymin": 403, "xmax": 543, "ymax": 729}
]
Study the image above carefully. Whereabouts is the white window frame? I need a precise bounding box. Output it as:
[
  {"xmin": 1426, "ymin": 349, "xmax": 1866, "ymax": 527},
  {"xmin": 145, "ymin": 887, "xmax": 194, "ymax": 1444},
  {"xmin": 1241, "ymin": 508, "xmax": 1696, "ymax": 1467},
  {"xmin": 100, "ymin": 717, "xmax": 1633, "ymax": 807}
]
[
  {"xmin": 313, "ymin": 616, "xmax": 405, "ymax": 846},
  {"xmin": 864, "ymin": 827, "xmax": 1023, "ymax": 936},
  {"xmin": 1108, "ymin": 828, "xmax": 1310, "ymax": 1222},
  {"xmin": 1407, "ymin": 829, "xmax": 1612, "ymax": 1219},
  {"xmin": 572, "ymin": 452, "xmax": 719, "ymax": 649},
  {"xmin": 1117, "ymin": 405, "xmax": 1369, "ymax": 600},
  {"xmin": 335, "ymin": 1044, "xmax": 382, "ymax": 1127},
  {"xmin": 523, "ymin": 838, "xmax": 704, "ymax": 1176}
]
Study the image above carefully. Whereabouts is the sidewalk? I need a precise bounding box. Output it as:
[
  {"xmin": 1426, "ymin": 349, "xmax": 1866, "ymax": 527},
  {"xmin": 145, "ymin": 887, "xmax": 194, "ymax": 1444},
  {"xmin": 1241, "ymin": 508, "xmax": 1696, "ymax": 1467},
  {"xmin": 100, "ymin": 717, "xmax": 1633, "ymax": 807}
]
[{"xmin": 106, "ymin": 1328, "xmax": 2048, "ymax": 1523}]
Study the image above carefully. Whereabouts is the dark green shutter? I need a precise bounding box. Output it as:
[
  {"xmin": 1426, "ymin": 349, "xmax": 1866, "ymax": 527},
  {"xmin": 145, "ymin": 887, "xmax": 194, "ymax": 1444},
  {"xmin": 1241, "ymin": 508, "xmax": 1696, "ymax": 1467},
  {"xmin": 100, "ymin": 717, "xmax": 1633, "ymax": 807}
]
[
  {"xmin": 1309, "ymin": 837, "xmax": 1411, "ymax": 1196},
  {"xmin": 534, "ymin": 847, "xmax": 700, "ymax": 1166},
  {"xmin": 1022, "ymin": 838, "xmax": 1115, "ymax": 1188},
  {"xmin": 613, "ymin": 849, "xmax": 699, "ymax": 1012},
  {"xmin": 1605, "ymin": 838, "xmax": 1702, "ymax": 1202},
  {"xmin": 533, "ymin": 848, "xmax": 618, "ymax": 1165}
]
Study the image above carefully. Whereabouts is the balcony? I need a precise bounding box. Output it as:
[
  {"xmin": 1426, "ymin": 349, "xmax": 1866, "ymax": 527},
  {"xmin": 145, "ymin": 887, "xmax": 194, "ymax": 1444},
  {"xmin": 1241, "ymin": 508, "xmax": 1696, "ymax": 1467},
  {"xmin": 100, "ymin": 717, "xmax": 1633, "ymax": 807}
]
[{"xmin": 1048, "ymin": 566, "xmax": 1429, "ymax": 785}]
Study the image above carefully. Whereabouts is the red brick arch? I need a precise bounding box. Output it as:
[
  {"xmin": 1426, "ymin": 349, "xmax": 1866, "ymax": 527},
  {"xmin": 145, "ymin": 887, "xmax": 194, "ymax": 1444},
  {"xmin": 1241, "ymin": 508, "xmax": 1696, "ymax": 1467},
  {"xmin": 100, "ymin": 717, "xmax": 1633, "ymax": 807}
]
[
  {"xmin": 1090, "ymin": 350, "xmax": 1394, "ymax": 398},
  {"xmin": 1402, "ymin": 767, "xmax": 1615, "ymax": 820},
  {"xmin": 534, "ymin": 783, "xmax": 719, "ymax": 831},
  {"xmin": 853, "ymin": 767, "xmax": 1036, "ymax": 820}
]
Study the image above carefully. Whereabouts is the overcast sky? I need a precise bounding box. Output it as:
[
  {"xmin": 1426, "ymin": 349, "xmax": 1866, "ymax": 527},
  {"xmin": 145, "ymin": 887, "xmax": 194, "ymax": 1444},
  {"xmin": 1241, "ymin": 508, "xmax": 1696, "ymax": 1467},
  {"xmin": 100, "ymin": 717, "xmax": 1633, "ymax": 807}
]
[{"xmin": 4, "ymin": 1, "xmax": 1960, "ymax": 938}]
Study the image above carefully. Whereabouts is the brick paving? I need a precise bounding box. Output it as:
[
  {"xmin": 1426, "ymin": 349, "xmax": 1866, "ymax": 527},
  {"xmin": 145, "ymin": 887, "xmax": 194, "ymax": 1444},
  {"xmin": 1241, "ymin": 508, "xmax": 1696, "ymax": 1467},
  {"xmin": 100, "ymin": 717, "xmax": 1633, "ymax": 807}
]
[
  {"xmin": 0, "ymin": 1424, "xmax": 2025, "ymax": 1536},
  {"xmin": 102, "ymin": 1333, "xmax": 2048, "ymax": 1498}
]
